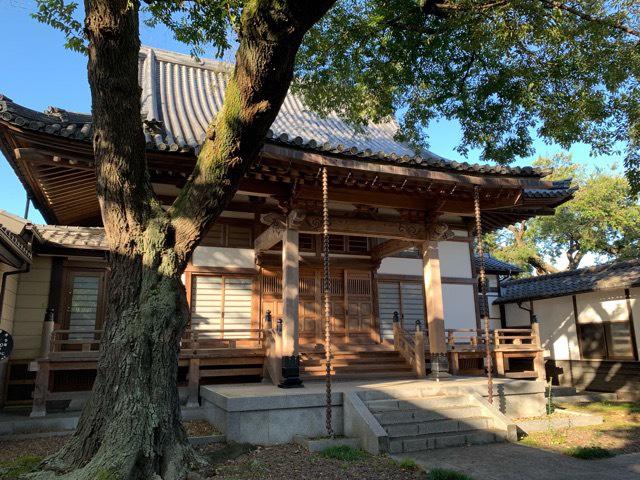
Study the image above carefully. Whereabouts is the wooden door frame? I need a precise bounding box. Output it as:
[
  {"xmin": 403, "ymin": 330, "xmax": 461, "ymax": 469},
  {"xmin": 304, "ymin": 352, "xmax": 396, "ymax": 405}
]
[{"xmin": 58, "ymin": 266, "xmax": 108, "ymax": 330}]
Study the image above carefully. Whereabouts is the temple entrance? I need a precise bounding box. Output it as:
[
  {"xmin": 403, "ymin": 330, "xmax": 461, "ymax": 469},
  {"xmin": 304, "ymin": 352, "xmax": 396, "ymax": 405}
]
[{"xmin": 260, "ymin": 268, "xmax": 376, "ymax": 345}]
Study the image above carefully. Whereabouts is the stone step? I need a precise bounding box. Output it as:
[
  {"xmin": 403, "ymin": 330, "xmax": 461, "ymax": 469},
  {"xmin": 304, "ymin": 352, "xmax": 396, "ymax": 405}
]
[
  {"xmin": 373, "ymin": 404, "xmax": 483, "ymax": 426},
  {"xmin": 385, "ymin": 416, "xmax": 493, "ymax": 437},
  {"xmin": 388, "ymin": 429, "xmax": 506, "ymax": 453},
  {"xmin": 366, "ymin": 395, "xmax": 470, "ymax": 413},
  {"xmin": 555, "ymin": 392, "xmax": 619, "ymax": 403}
]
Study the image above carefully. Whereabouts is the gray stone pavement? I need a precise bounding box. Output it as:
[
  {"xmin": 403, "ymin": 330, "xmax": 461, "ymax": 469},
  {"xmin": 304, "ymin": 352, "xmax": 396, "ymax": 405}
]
[{"xmin": 392, "ymin": 443, "xmax": 640, "ymax": 480}]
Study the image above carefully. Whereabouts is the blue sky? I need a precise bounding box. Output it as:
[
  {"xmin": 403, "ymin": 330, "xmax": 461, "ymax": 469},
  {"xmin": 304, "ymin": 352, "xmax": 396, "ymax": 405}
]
[{"xmin": 0, "ymin": 0, "xmax": 624, "ymax": 225}]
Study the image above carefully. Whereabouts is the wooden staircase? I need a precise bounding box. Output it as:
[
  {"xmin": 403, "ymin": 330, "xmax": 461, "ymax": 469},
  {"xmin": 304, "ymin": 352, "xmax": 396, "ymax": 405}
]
[{"xmin": 299, "ymin": 344, "xmax": 415, "ymax": 381}]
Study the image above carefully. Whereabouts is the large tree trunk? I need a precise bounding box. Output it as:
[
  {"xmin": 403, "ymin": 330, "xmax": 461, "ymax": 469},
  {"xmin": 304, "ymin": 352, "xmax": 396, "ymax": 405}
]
[{"xmin": 34, "ymin": 1, "xmax": 335, "ymax": 479}]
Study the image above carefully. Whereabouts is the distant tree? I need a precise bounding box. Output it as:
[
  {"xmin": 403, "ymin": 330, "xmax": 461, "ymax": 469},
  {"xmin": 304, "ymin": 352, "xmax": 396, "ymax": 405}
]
[
  {"xmin": 23, "ymin": 1, "xmax": 640, "ymax": 478},
  {"xmin": 487, "ymin": 154, "xmax": 640, "ymax": 274}
]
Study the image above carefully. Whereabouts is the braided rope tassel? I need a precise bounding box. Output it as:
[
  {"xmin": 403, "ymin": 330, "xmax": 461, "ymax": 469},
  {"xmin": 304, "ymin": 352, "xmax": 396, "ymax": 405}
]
[
  {"xmin": 474, "ymin": 186, "xmax": 494, "ymax": 404},
  {"xmin": 322, "ymin": 167, "xmax": 333, "ymax": 437}
]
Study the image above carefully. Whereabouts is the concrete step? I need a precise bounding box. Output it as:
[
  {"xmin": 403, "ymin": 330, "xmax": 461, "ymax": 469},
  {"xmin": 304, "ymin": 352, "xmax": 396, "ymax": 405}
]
[
  {"xmin": 555, "ymin": 392, "xmax": 618, "ymax": 403},
  {"xmin": 388, "ymin": 429, "xmax": 506, "ymax": 453},
  {"xmin": 373, "ymin": 405, "xmax": 483, "ymax": 426},
  {"xmin": 366, "ymin": 395, "xmax": 470, "ymax": 413},
  {"xmin": 385, "ymin": 416, "xmax": 494, "ymax": 437},
  {"xmin": 550, "ymin": 386, "xmax": 577, "ymax": 396}
]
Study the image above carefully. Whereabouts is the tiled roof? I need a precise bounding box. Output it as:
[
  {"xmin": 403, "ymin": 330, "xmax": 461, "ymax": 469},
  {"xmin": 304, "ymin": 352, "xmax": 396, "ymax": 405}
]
[
  {"xmin": 475, "ymin": 254, "xmax": 523, "ymax": 275},
  {"xmin": 0, "ymin": 223, "xmax": 32, "ymax": 263},
  {"xmin": 0, "ymin": 46, "xmax": 555, "ymax": 179},
  {"xmin": 495, "ymin": 259, "xmax": 640, "ymax": 304},
  {"xmin": 36, "ymin": 225, "xmax": 107, "ymax": 250}
]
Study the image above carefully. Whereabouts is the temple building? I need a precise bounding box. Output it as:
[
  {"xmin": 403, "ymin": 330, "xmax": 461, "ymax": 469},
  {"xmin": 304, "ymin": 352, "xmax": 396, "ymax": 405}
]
[{"xmin": 0, "ymin": 47, "xmax": 574, "ymax": 421}]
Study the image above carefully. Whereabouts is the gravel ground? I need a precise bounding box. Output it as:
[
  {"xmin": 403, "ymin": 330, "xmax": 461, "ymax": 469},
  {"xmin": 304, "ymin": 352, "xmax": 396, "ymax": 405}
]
[
  {"xmin": 0, "ymin": 439, "xmax": 424, "ymax": 479},
  {"xmin": 184, "ymin": 420, "xmax": 220, "ymax": 437},
  {"xmin": 0, "ymin": 436, "xmax": 67, "ymax": 462},
  {"xmin": 198, "ymin": 443, "xmax": 426, "ymax": 480}
]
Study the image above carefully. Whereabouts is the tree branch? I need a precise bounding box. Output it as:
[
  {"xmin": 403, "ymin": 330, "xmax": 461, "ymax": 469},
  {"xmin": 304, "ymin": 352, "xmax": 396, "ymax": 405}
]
[
  {"xmin": 539, "ymin": 0, "xmax": 639, "ymax": 38},
  {"xmin": 420, "ymin": 0, "xmax": 639, "ymax": 38},
  {"xmin": 168, "ymin": 0, "xmax": 336, "ymax": 269}
]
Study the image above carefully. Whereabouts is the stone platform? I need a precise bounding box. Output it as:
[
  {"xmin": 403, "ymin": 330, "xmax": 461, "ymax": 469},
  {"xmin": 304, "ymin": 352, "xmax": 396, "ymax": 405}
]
[{"xmin": 201, "ymin": 376, "xmax": 545, "ymax": 448}]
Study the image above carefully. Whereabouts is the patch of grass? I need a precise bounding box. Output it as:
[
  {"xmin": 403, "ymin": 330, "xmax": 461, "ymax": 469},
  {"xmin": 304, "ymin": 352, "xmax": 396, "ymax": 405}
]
[
  {"xmin": 0, "ymin": 456, "xmax": 42, "ymax": 479},
  {"xmin": 566, "ymin": 401, "xmax": 640, "ymax": 415},
  {"xmin": 397, "ymin": 458, "xmax": 419, "ymax": 470},
  {"xmin": 427, "ymin": 468, "xmax": 474, "ymax": 480},
  {"xmin": 319, "ymin": 445, "xmax": 366, "ymax": 461},
  {"xmin": 565, "ymin": 446, "xmax": 615, "ymax": 460}
]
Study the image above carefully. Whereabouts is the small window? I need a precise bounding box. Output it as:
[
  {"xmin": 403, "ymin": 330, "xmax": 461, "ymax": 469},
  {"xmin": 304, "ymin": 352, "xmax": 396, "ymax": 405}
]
[
  {"xmin": 299, "ymin": 234, "xmax": 314, "ymax": 252},
  {"xmin": 201, "ymin": 223, "xmax": 252, "ymax": 248},
  {"xmin": 578, "ymin": 321, "xmax": 636, "ymax": 360}
]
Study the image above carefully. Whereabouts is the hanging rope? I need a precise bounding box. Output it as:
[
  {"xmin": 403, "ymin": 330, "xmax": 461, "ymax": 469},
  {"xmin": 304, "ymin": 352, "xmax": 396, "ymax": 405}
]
[
  {"xmin": 474, "ymin": 186, "xmax": 494, "ymax": 404},
  {"xmin": 322, "ymin": 166, "xmax": 334, "ymax": 437}
]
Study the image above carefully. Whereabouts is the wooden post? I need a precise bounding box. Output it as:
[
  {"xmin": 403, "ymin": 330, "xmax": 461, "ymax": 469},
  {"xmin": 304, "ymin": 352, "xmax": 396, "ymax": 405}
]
[
  {"xmin": 30, "ymin": 360, "xmax": 50, "ymax": 417},
  {"xmin": 421, "ymin": 240, "xmax": 450, "ymax": 375},
  {"xmin": 392, "ymin": 311, "xmax": 400, "ymax": 351},
  {"xmin": 495, "ymin": 352, "xmax": 505, "ymax": 376},
  {"xmin": 415, "ymin": 321, "xmax": 426, "ymax": 377},
  {"xmin": 531, "ymin": 321, "xmax": 546, "ymax": 380},
  {"xmin": 186, "ymin": 358, "xmax": 200, "ymax": 407},
  {"xmin": 282, "ymin": 225, "xmax": 299, "ymax": 356},
  {"xmin": 39, "ymin": 308, "xmax": 55, "ymax": 358}
]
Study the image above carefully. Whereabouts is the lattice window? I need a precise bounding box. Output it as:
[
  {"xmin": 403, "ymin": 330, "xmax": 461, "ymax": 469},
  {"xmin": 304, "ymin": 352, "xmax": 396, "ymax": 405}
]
[
  {"xmin": 347, "ymin": 276, "xmax": 371, "ymax": 296},
  {"xmin": 329, "ymin": 235, "xmax": 345, "ymax": 252},
  {"xmin": 261, "ymin": 274, "xmax": 282, "ymax": 296},
  {"xmin": 321, "ymin": 276, "xmax": 344, "ymax": 296},
  {"xmin": 299, "ymin": 276, "xmax": 316, "ymax": 296},
  {"xmin": 299, "ymin": 234, "xmax": 315, "ymax": 252},
  {"xmin": 201, "ymin": 223, "xmax": 252, "ymax": 248},
  {"xmin": 347, "ymin": 236, "xmax": 368, "ymax": 253}
]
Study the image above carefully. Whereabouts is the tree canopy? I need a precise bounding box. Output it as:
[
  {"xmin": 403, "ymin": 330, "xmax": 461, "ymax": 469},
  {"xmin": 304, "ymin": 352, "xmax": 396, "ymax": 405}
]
[
  {"xmin": 487, "ymin": 154, "xmax": 640, "ymax": 274},
  {"xmin": 34, "ymin": 0, "xmax": 640, "ymax": 177}
]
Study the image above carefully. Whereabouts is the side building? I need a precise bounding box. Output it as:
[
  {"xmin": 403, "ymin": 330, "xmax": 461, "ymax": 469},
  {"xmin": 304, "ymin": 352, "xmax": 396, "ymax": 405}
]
[{"xmin": 496, "ymin": 260, "xmax": 640, "ymax": 399}]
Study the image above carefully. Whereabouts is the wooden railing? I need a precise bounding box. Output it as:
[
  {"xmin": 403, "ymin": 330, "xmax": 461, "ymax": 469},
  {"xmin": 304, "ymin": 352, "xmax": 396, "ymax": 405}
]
[
  {"xmin": 446, "ymin": 324, "xmax": 545, "ymax": 379},
  {"xmin": 49, "ymin": 329, "xmax": 104, "ymax": 358},
  {"xmin": 392, "ymin": 316, "xmax": 427, "ymax": 377},
  {"xmin": 446, "ymin": 327, "xmax": 539, "ymax": 352},
  {"xmin": 180, "ymin": 328, "xmax": 265, "ymax": 353},
  {"xmin": 46, "ymin": 326, "xmax": 265, "ymax": 359}
]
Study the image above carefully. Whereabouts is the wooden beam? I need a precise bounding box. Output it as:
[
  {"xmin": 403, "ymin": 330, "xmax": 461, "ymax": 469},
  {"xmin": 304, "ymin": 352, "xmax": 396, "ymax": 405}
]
[
  {"xmin": 254, "ymin": 223, "xmax": 284, "ymax": 254},
  {"xmin": 297, "ymin": 215, "xmax": 427, "ymax": 241},
  {"xmin": 261, "ymin": 143, "xmax": 556, "ymax": 188},
  {"xmin": 370, "ymin": 239, "xmax": 418, "ymax": 261}
]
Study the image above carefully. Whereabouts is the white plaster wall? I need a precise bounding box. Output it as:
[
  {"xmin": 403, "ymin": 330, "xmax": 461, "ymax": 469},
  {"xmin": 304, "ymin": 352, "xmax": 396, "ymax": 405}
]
[
  {"xmin": 503, "ymin": 303, "xmax": 530, "ymax": 327},
  {"xmin": 575, "ymin": 290, "xmax": 628, "ymax": 324},
  {"xmin": 533, "ymin": 297, "xmax": 580, "ymax": 361},
  {"xmin": 437, "ymin": 241, "xmax": 473, "ymax": 278},
  {"xmin": 626, "ymin": 287, "xmax": 640, "ymax": 359},
  {"xmin": 0, "ymin": 264, "xmax": 18, "ymax": 334},
  {"xmin": 377, "ymin": 257, "xmax": 422, "ymax": 276},
  {"xmin": 442, "ymin": 284, "xmax": 477, "ymax": 330},
  {"xmin": 192, "ymin": 246, "xmax": 256, "ymax": 269}
]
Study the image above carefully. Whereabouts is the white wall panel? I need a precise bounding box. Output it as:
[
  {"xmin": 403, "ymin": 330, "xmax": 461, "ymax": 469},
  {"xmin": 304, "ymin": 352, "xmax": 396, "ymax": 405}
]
[
  {"xmin": 192, "ymin": 246, "xmax": 255, "ymax": 268},
  {"xmin": 442, "ymin": 284, "xmax": 477, "ymax": 330},
  {"xmin": 377, "ymin": 258, "xmax": 422, "ymax": 276},
  {"xmin": 504, "ymin": 303, "xmax": 530, "ymax": 327},
  {"xmin": 533, "ymin": 297, "xmax": 580, "ymax": 361},
  {"xmin": 438, "ymin": 241, "xmax": 472, "ymax": 278}
]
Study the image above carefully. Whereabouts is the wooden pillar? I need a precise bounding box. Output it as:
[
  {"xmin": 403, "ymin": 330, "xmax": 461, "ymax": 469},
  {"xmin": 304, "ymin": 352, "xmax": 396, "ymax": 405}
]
[
  {"xmin": 415, "ymin": 326, "xmax": 427, "ymax": 377},
  {"xmin": 282, "ymin": 226, "xmax": 299, "ymax": 356},
  {"xmin": 186, "ymin": 358, "xmax": 200, "ymax": 407},
  {"xmin": 30, "ymin": 360, "xmax": 50, "ymax": 417},
  {"xmin": 531, "ymin": 321, "xmax": 546, "ymax": 380},
  {"xmin": 421, "ymin": 240, "xmax": 450, "ymax": 374}
]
